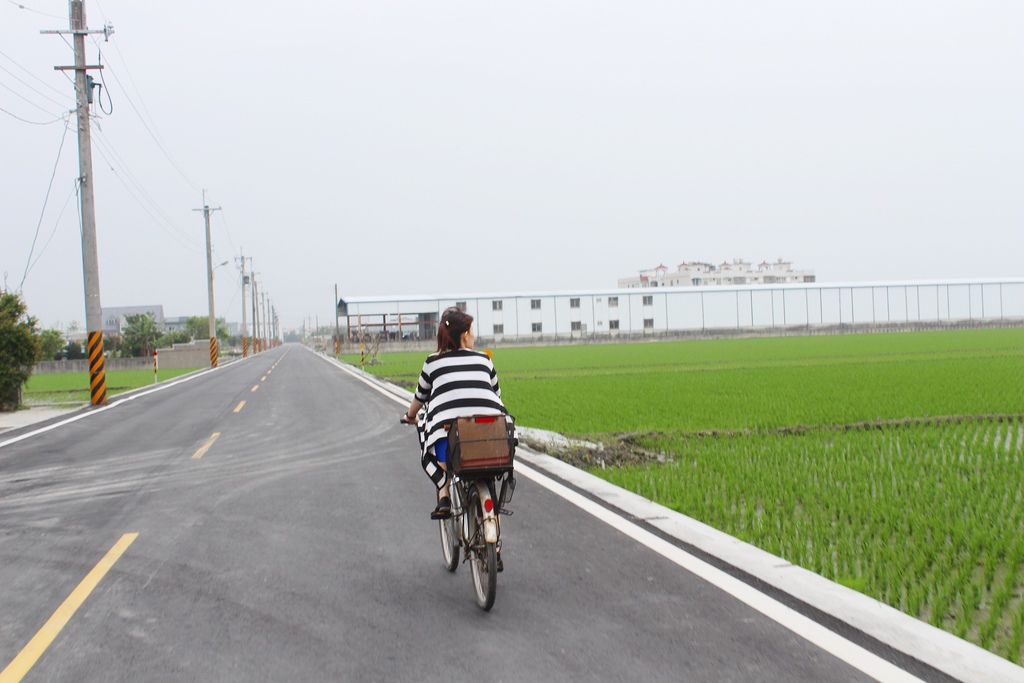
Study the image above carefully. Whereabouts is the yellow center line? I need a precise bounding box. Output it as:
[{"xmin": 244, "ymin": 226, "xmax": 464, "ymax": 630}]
[
  {"xmin": 191, "ymin": 432, "xmax": 221, "ymax": 459},
  {"xmin": 261, "ymin": 376, "xmax": 267, "ymax": 381},
  {"xmin": 234, "ymin": 400, "xmax": 246, "ymax": 413},
  {"xmin": 0, "ymin": 533, "xmax": 139, "ymax": 683},
  {"xmin": 250, "ymin": 385, "xmax": 259, "ymax": 393}
]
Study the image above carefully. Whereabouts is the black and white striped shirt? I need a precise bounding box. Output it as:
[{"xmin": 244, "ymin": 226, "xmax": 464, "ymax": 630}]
[{"xmin": 414, "ymin": 349, "xmax": 505, "ymax": 453}]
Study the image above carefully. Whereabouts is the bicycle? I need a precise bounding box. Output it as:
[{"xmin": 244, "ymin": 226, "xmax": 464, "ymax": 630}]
[{"xmin": 405, "ymin": 411, "xmax": 517, "ymax": 611}]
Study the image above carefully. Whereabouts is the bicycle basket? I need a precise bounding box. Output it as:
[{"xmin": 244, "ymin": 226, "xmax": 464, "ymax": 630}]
[{"xmin": 449, "ymin": 414, "xmax": 516, "ymax": 475}]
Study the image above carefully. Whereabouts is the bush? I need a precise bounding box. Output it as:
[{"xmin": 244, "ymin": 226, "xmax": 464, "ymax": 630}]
[{"xmin": 0, "ymin": 291, "xmax": 39, "ymax": 411}]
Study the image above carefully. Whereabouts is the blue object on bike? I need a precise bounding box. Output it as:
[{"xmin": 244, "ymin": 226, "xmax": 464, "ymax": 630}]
[{"xmin": 434, "ymin": 438, "xmax": 448, "ymax": 464}]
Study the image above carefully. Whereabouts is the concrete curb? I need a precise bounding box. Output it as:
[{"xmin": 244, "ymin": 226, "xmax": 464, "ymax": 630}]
[{"xmin": 328, "ymin": 354, "xmax": 1024, "ymax": 683}]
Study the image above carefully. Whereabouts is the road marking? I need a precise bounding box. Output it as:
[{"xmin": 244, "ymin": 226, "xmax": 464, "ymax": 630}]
[
  {"xmin": 234, "ymin": 400, "xmax": 246, "ymax": 413},
  {"xmin": 514, "ymin": 462, "xmax": 925, "ymax": 683},
  {"xmin": 250, "ymin": 385, "xmax": 259, "ymax": 393},
  {"xmin": 191, "ymin": 432, "xmax": 220, "ymax": 460},
  {"xmin": 0, "ymin": 533, "xmax": 139, "ymax": 683},
  {"xmin": 318, "ymin": 350, "xmax": 925, "ymax": 683},
  {"xmin": 261, "ymin": 376, "xmax": 267, "ymax": 381},
  {"xmin": 0, "ymin": 360, "xmax": 245, "ymax": 450}
]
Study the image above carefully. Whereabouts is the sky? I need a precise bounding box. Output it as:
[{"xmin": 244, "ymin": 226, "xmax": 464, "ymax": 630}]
[{"xmin": 2, "ymin": 0, "xmax": 1022, "ymax": 333}]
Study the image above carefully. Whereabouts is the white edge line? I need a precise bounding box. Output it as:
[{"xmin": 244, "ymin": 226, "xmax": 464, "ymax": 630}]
[
  {"xmin": 315, "ymin": 349, "xmax": 926, "ymax": 683},
  {"xmin": 0, "ymin": 359, "xmax": 244, "ymax": 450},
  {"xmin": 514, "ymin": 461, "xmax": 924, "ymax": 683}
]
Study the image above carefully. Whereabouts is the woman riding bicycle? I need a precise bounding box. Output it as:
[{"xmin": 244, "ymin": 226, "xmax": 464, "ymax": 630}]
[{"xmin": 401, "ymin": 307, "xmax": 505, "ymax": 519}]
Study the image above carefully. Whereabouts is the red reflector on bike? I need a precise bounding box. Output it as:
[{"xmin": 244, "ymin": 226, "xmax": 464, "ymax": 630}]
[
  {"xmin": 476, "ymin": 417, "xmax": 496, "ymax": 423},
  {"xmin": 484, "ymin": 498, "xmax": 494, "ymax": 512}
]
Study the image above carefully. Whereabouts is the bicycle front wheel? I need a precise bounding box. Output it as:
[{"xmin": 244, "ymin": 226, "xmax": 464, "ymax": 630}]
[{"xmin": 468, "ymin": 489, "xmax": 497, "ymax": 610}]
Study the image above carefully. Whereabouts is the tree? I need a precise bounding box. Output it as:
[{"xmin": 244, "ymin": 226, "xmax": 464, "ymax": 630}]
[
  {"xmin": 37, "ymin": 328, "xmax": 65, "ymax": 361},
  {"xmin": 157, "ymin": 330, "xmax": 191, "ymax": 348},
  {"xmin": 104, "ymin": 333, "xmax": 122, "ymax": 357},
  {"xmin": 0, "ymin": 291, "xmax": 39, "ymax": 410},
  {"xmin": 184, "ymin": 316, "xmax": 209, "ymax": 339},
  {"xmin": 63, "ymin": 340, "xmax": 85, "ymax": 360},
  {"xmin": 120, "ymin": 313, "xmax": 159, "ymax": 358}
]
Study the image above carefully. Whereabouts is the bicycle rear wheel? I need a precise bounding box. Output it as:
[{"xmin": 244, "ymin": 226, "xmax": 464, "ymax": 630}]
[
  {"xmin": 468, "ymin": 488, "xmax": 497, "ymax": 610},
  {"xmin": 440, "ymin": 485, "xmax": 459, "ymax": 571}
]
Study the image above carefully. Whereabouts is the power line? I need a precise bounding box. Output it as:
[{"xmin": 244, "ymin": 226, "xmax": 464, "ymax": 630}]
[
  {"xmin": 19, "ymin": 117, "xmax": 71, "ymax": 292},
  {"xmin": 0, "ymin": 48, "xmax": 68, "ymax": 98},
  {"xmin": 213, "ymin": 202, "xmax": 238, "ymax": 256},
  {"xmin": 88, "ymin": 33, "xmax": 202, "ymax": 193},
  {"xmin": 0, "ymin": 61, "xmax": 70, "ymax": 109},
  {"xmin": 90, "ymin": 131, "xmax": 202, "ymax": 253},
  {"xmin": 22, "ymin": 183, "xmax": 77, "ymax": 284},
  {"xmin": 3, "ymin": 0, "xmax": 64, "ymax": 19},
  {"xmin": 0, "ymin": 105, "xmax": 64, "ymax": 125},
  {"xmin": 0, "ymin": 79, "xmax": 63, "ymax": 117},
  {"xmin": 89, "ymin": 131, "xmax": 198, "ymax": 248},
  {"xmin": 89, "ymin": 125, "xmax": 196, "ymax": 243}
]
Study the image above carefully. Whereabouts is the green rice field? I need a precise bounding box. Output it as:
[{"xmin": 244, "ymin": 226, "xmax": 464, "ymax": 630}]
[
  {"xmin": 344, "ymin": 328, "xmax": 1024, "ymax": 662},
  {"xmin": 23, "ymin": 368, "xmax": 199, "ymax": 406}
]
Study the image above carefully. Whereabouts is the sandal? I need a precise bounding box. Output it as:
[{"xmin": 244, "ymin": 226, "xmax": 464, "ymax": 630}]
[{"xmin": 430, "ymin": 496, "xmax": 452, "ymax": 520}]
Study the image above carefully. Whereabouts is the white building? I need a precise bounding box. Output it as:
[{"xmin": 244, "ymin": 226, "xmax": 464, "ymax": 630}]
[
  {"xmin": 619, "ymin": 259, "xmax": 816, "ymax": 289},
  {"xmin": 338, "ymin": 278, "xmax": 1024, "ymax": 342}
]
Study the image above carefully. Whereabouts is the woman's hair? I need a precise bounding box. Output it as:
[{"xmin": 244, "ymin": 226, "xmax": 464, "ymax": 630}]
[{"xmin": 437, "ymin": 307, "xmax": 474, "ymax": 352}]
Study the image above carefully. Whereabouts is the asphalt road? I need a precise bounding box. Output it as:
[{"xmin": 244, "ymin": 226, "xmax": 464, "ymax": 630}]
[{"xmin": 0, "ymin": 344, "xmax": 907, "ymax": 682}]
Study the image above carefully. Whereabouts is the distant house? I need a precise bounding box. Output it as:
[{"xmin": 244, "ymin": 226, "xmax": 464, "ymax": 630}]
[
  {"xmin": 163, "ymin": 316, "xmax": 235, "ymax": 337},
  {"xmin": 618, "ymin": 258, "xmax": 815, "ymax": 288},
  {"xmin": 102, "ymin": 305, "xmax": 166, "ymax": 334}
]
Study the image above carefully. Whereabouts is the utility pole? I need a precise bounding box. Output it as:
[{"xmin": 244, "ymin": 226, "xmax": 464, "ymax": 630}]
[
  {"xmin": 43, "ymin": 1, "xmax": 111, "ymax": 405},
  {"xmin": 193, "ymin": 191, "xmax": 221, "ymax": 368},
  {"xmin": 262, "ymin": 292, "xmax": 269, "ymax": 349},
  {"xmin": 334, "ymin": 284, "xmax": 341, "ymax": 355},
  {"xmin": 251, "ymin": 274, "xmax": 260, "ymax": 353},
  {"xmin": 238, "ymin": 251, "xmax": 249, "ymax": 357}
]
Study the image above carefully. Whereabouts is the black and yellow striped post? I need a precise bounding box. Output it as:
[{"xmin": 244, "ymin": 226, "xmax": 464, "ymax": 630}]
[
  {"xmin": 209, "ymin": 337, "xmax": 218, "ymax": 368},
  {"xmin": 87, "ymin": 331, "xmax": 107, "ymax": 405},
  {"xmin": 242, "ymin": 337, "xmax": 248, "ymax": 358}
]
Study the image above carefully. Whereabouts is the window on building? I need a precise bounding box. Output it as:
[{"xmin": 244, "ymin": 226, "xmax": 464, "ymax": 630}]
[
  {"xmin": 642, "ymin": 295, "xmax": 653, "ymax": 306},
  {"xmin": 571, "ymin": 321, "xmax": 582, "ymax": 331},
  {"xmin": 531, "ymin": 322, "xmax": 542, "ymax": 333},
  {"xmin": 609, "ymin": 320, "xmax": 620, "ymax": 330},
  {"xmin": 492, "ymin": 300, "xmax": 502, "ymax": 311},
  {"xmin": 531, "ymin": 299, "xmax": 541, "ymax": 310},
  {"xmin": 493, "ymin": 324, "xmax": 504, "ymax": 334},
  {"xmin": 692, "ymin": 278, "xmax": 702, "ymax": 286},
  {"xmin": 455, "ymin": 301, "xmax": 467, "ymax": 311},
  {"xmin": 644, "ymin": 318, "xmax": 655, "ymax": 329},
  {"xmin": 570, "ymin": 298, "xmax": 580, "ymax": 308},
  {"xmin": 608, "ymin": 297, "xmax": 619, "ymax": 307}
]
